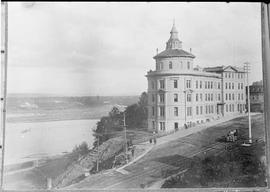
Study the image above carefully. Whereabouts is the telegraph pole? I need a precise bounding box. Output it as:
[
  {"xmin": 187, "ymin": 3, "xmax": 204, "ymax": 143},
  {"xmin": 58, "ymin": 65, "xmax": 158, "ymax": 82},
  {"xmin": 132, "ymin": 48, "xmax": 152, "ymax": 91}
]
[
  {"xmin": 96, "ymin": 136, "xmax": 99, "ymax": 172},
  {"xmin": 244, "ymin": 62, "xmax": 252, "ymax": 144},
  {"xmin": 1, "ymin": 2, "xmax": 8, "ymax": 189},
  {"xmin": 123, "ymin": 112, "xmax": 128, "ymax": 163}
]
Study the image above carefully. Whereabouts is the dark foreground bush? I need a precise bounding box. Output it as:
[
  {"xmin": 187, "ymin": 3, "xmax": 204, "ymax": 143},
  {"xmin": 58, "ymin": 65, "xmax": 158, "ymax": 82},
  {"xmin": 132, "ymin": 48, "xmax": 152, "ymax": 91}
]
[{"xmin": 162, "ymin": 142, "xmax": 266, "ymax": 188}]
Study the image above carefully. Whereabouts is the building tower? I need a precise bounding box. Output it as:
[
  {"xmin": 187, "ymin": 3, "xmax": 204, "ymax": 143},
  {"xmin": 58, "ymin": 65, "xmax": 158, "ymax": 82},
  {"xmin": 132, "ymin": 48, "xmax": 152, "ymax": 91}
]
[{"xmin": 146, "ymin": 22, "xmax": 223, "ymax": 133}]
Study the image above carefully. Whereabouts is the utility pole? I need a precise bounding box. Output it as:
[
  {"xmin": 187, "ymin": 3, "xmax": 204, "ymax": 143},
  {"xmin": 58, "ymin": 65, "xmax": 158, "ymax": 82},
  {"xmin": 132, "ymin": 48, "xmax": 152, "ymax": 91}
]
[
  {"xmin": 244, "ymin": 62, "xmax": 252, "ymax": 144},
  {"xmin": 184, "ymin": 78, "xmax": 186, "ymax": 127},
  {"xmin": 1, "ymin": 2, "xmax": 8, "ymax": 190},
  {"xmin": 123, "ymin": 112, "xmax": 128, "ymax": 163},
  {"xmin": 96, "ymin": 136, "xmax": 99, "ymax": 172}
]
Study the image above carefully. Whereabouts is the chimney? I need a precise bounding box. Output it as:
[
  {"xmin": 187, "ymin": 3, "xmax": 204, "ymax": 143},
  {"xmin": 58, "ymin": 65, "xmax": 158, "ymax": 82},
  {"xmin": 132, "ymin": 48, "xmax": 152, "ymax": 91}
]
[{"xmin": 156, "ymin": 48, "xmax": 159, "ymax": 55}]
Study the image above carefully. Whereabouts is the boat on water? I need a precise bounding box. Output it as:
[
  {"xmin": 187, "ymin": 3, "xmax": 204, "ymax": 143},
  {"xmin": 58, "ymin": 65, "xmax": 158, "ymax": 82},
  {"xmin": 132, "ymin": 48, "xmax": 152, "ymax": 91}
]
[{"xmin": 21, "ymin": 128, "xmax": 31, "ymax": 134}]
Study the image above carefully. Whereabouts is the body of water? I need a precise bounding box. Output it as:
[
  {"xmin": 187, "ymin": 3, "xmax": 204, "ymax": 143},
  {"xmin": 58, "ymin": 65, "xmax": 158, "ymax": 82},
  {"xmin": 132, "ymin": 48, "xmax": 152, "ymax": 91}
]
[{"xmin": 4, "ymin": 119, "xmax": 98, "ymax": 165}]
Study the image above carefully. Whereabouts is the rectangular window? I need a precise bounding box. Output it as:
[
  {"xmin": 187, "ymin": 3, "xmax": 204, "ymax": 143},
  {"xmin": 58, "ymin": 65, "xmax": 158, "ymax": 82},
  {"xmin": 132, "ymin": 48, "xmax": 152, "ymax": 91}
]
[
  {"xmin": 229, "ymin": 82, "xmax": 231, "ymax": 89},
  {"xmin": 205, "ymin": 93, "xmax": 207, "ymax": 101},
  {"xmin": 218, "ymin": 94, "xmax": 221, "ymax": 101},
  {"xmin": 211, "ymin": 94, "xmax": 213, "ymax": 101},
  {"xmin": 229, "ymin": 104, "xmax": 231, "ymax": 112},
  {"xmin": 211, "ymin": 105, "xmax": 214, "ymax": 113},
  {"xmin": 238, "ymin": 93, "xmax": 240, "ymax": 100},
  {"xmin": 229, "ymin": 93, "xmax": 231, "ymax": 100},
  {"xmin": 205, "ymin": 81, "xmax": 207, "ymax": 89},
  {"xmin": 211, "ymin": 82, "xmax": 213, "ymax": 89},
  {"xmin": 174, "ymin": 94, "xmax": 178, "ymax": 102},
  {"xmin": 152, "ymin": 107, "xmax": 155, "ymax": 116},
  {"xmin": 196, "ymin": 80, "xmax": 198, "ymax": 89},
  {"xmin": 200, "ymin": 106, "xmax": 203, "ymax": 114},
  {"xmin": 152, "ymin": 121, "xmax": 155, "ymax": 129},
  {"xmin": 225, "ymin": 83, "xmax": 227, "ymax": 89},
  {"xmin": 208, "ymin": 81, "xmax": 210, "ymax": 89},
  {"xmin": 187, "ymin": 107, "xmax": 192, "ymax": 116},
  {"xmin": 169, "ymin": 63, "xmax": 172, "ymax": 69},
  {"xmin": 151, "ymin": 81, "xmax": 155, "ymax": 89},
  {"xmin": 241, "ymin": 83, "xmax": 243, "ymax": 89},
  {"xmin": 174, "ymin": 107, "xmax": 178, "ymax": 116},
  {"xmin": 232, "ymin": 83, "xmax": 234, "ymax": 89},
  {"xmin": 160, "ymin": 106, "xmax": 165, "ymax": 117},
  {"xmin": 160, "ymin": 94, "xmax": 165, "ymax": 103},
  {"xmin": 241, "ymin": 93, "xmax": 243, "ymax": 100},
  {"xmin": 218, "ymin": 82, "xmax": 220, "ymax": 89},
  {"xmin": 232, "ymin": 94, "xmax": 234, "ymax": 100},
  {"xmin": 232, "ymin": 104, "xmax": 234, "ymax": 112},
  {"xmin": 226, "ymin": 93, "xmax": 228, "ymax": 100},
  {"xmin": 160, "ymin": 62, "xmax": 164, "ymax": 70},
  {"xmin": 174, "ymin": 80, "xmax": 178, "ymax": 88},
  {"xmin": 186, "ymin": 80, "xmax": 191, "ymax": 88},
  {"xmin": 152, "ymin": 94, "xmax": 155, "ymax": 102},
  {"xmin": 206, "ymin": 105, "xmax": 208, "ymax": 114},
  {"xmin": 160, "ymin": 80, "xmax": 165, "ymax": 89},
  {"xmin": 200, "ymin": 93, "xmax": 203, "ymax": 101},
  {"xmin": 208, "ymin": 93, "xmax": 210, "ymax": 101},
  {"xmin": 200, "ymin": 81, "xmax": 202, "ymax": 89},
  {"xmin": 174, "ymin": 122, "xmax": 178, "ymax": 129},
  {"xmin": 228, "ymin": 73, "xmax": 231, "ymax": 78},
  {"xmin": 187, "ymin": 94, "xmax": 192, "ymax": 102},
  {"xmin": 196, "ymin": 106, "xmax": 199, "ymax": 115},
  {"xmin": 159, "ymin": 122, "xmax": 165, "ymax": 131},
  {"xmin": 226, "ymin": 104, "xmax": 228, "ymax": 112},
  {"xmin": 196, "ymin": 94, "xmax": 198, "ymax": 101}
]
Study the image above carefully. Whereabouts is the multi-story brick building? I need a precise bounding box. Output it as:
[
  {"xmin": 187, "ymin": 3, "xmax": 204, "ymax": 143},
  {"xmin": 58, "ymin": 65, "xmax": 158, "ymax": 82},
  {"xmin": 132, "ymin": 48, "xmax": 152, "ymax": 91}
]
[
  {"xmin": 146, "ymin": 23, "xmax": 247, "ymax": 133},
  {"xmin": 246, "ymin": 80, "xmax": 264, "ymax": 112}
]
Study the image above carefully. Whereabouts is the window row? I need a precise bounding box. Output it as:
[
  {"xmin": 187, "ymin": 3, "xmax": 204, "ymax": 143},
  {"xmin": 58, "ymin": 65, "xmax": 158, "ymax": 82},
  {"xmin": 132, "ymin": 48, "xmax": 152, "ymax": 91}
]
[
  {"xmin": 225, "ymin": 93, "xmax": 244, "ymax": 101},
  {"xmin": 225, "ymin": 82, "xmax": 244, "ymax": 90},
  {"xmin": 151, "ymin": 105, "xmax": 218, "ymax": 117},
  {"xmin": 151, "ymin": 79, "xmax": 221, "ymax": 90},
  {"xmin": 156, "ymin": 61, "xmax": 191, "ymax": 70},
  {"xmin": 225, "ymin": 103, "xmax": 245, "ymax": 112},
  {"xmin": 224, "ymin": 72, "xmax": 245, "ymax": 79},
  {"xmin": 152, "ymin": 92, "xmax": 223, "ymax": 103}
]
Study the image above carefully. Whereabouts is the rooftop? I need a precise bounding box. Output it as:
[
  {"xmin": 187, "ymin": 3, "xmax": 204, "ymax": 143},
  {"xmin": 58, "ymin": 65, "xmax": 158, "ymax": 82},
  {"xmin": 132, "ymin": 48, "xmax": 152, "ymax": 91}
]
[
  {"xmin": 203, "ymin": 65, "xmax": 245, "ymax": 73},
  {"xmin": 153, "ymin": 49, "xmax": 195, "ymax": 59}
]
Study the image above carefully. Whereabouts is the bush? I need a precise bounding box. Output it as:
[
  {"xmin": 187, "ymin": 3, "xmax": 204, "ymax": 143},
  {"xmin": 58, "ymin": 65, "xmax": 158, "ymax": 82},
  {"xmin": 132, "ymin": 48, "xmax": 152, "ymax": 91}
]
[{"xmin": 71, "ymin": 142, "xmax": 90, "ymax": 161}]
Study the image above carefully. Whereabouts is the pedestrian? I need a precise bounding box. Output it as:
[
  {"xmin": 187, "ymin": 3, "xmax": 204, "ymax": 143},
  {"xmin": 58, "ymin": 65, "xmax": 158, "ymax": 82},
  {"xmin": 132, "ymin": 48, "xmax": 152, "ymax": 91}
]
[
  {"xmin": 149, "ymin": 138, "xmax": 152, "ymax": 144},
  {"xmin": 131, "ymin": 146, "xmax": 135, "ymax": 158}
]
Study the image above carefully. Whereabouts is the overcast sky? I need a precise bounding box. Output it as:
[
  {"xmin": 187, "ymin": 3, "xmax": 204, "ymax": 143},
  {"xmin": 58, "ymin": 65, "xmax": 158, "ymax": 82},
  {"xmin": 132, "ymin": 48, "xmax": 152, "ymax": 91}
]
[{"xmin": 6, "ymin": 2, "xmax": 262, "ymax": 96}]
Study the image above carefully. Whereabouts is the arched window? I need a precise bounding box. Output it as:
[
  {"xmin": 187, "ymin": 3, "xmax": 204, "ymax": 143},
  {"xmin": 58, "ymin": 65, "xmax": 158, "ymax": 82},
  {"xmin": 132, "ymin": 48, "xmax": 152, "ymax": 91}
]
[{"xmin": 169, "ymin": 61, "xmax": 173, "ymax": 69}]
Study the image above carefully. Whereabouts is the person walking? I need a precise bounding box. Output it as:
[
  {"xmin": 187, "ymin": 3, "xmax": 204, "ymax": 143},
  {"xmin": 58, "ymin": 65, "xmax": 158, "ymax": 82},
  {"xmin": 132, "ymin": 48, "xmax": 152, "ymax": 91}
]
[
  {"xmin": 131, "ymin": 146, "xmax": 135, "ymax": 158},
  {"xmin": 154, "ymin": 137, "xmax": 157, "ymax": 144}
]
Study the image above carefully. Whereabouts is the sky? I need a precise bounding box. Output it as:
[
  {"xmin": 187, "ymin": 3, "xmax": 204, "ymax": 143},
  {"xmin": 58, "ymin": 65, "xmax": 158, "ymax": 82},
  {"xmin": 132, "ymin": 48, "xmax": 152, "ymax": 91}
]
[{"xmin": 5, "ymin": 2, "xmax": 262, "ymax": 96}]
